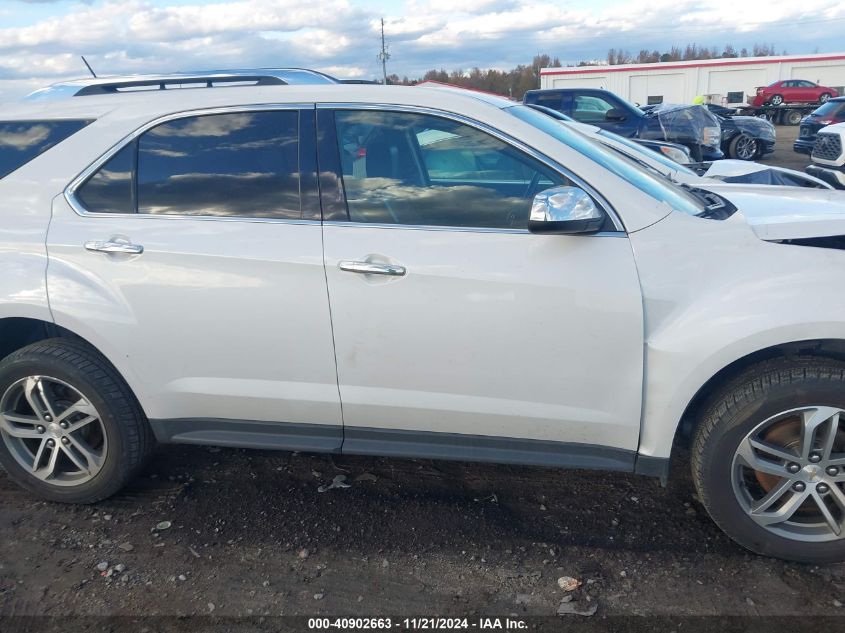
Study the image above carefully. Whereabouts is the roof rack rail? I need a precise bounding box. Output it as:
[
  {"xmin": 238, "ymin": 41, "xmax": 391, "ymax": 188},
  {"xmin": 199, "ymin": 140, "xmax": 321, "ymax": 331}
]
[
  {"xmin": 75, "ymin": 74, "xmax": 285, "ymax": 95},
  {"xmin": 25, "ymin": 68, "xmax": 339, "ymax": 102}
]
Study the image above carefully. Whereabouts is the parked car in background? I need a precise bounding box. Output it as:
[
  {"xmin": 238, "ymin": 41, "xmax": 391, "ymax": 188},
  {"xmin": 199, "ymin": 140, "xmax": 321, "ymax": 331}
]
[
  {"xmin": 643, "ymin": 103, "xmax": 775, "ymax": 161},
  {"xmin": 806, "ymin": 122, "xmax": 845, "ymax": 189},
  {"xmin": 523, "ymin": 88, "xmax": 724, "ymax": 161},
  {"xmin": 717, "ymin": 114, "xmax": 776, "ymax": 161},
  {"xmin": 466, "ymin": 95, "xmax": 821, "ymax": 190},
  {"xmin": 526, "ymin": 104, "xmax": 829, "ymax": 188},
  {"xmin": 794, "ymin": 97, "xmax": 845, "ymax": 154},
  {"xmin": 524, "ymin": 103, "xmax": 695, "ymax": 165},
  {"xmin": 752, "ymin": 80, "xmax": 839, "ymax": 107}
]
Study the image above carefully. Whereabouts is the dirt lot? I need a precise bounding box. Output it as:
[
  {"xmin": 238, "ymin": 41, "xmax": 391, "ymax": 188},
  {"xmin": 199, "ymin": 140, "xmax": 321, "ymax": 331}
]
[
  {"xmin": 2, "ymin": 125, "xmax": 844, "ymax": 628},
  {"xmin": 759, "ymin": 124, "xmax": 810, "ymax": 171}
]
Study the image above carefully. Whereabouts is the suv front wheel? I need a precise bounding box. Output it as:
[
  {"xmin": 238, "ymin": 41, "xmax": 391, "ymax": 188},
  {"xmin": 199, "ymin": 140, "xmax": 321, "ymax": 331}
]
[
  {"xmin": 0, "ymin": 339, "xmax": 153, "ymax": 503},
  {"xmin": 692, "ymin": 357, "xmax": 845, "ymax": 563}
]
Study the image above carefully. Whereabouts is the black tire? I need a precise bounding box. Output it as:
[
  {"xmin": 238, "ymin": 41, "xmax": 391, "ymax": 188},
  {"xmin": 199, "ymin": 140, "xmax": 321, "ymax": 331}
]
[
  {"xmin": 0, "ymin": 338, "xmax": 154, "ymax": 503},
  {"xmin": 728, "ymin": 133, "xmax": 759, "ymax": 160},
  {"xmin": 769, "ymin": 94, "xmax": 784, "ymax": 106},
  {"xmin": 691, "ymin": 356, "xmax": 845, "ymax": 563},
  {"xmin": 785, "ymin": 109, "xmax": 802, "ymax": 126},
  {"xmin": 820, "ymin": 93, "xmax": 832, "ymax": 104}
]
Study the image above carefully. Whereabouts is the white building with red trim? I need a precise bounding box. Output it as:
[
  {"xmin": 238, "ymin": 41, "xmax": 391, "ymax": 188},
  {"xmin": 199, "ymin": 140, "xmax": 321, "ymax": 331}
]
[{"xmin": 540, "ymin": 53, "xmax": 845, "ymax": 106}]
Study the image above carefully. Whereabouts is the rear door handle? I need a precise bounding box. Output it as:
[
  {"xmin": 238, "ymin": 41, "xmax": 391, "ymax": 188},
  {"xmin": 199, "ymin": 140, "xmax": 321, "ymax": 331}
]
[
  {"xmin": 338, "ymin": 261, "xmax": 406, "ymax": 276},
  {"xmin": 84, "ymin": 240, "xmax": 144, "ymax": 255}
]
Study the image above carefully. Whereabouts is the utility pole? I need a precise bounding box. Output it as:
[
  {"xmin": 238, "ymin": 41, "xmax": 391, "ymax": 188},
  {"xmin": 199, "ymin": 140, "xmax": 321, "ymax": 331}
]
[{"xmin": 378, "ymin": 18, "xmax": 390, "ymax": 84}]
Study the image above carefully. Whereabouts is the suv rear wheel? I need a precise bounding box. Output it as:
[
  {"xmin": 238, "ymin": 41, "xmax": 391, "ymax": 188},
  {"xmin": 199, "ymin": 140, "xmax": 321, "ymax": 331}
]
[
  {"xmin": 692, "ymin": 357, "xmax": 845, "ymax": 563},
  {"xmin": 0, "ymin": 339, "xmax": 153, "ymax": 503}
]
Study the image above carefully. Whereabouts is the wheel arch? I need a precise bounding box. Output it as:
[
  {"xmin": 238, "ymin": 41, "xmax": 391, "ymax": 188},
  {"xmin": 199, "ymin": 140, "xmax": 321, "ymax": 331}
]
[
  {"xmin": 0, "ymin": 316, "xmax": 149, "ymax": 419},
  {"xmin": 675, "ymin": 338, "xmax": 845, "ymax": 447}
]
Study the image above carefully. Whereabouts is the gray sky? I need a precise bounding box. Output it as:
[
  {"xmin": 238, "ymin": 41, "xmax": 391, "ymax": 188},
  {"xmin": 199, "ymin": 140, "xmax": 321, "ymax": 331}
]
[{"xmin": 1, "ymin": 0, "xmax": 844, "ymax": 101}]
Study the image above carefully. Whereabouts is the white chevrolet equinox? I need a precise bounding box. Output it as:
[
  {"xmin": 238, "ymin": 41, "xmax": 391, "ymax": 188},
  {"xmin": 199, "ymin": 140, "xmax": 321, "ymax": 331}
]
[{"xmin": 2, "ymin": 70, "xmax": 845, "ymax": 564}]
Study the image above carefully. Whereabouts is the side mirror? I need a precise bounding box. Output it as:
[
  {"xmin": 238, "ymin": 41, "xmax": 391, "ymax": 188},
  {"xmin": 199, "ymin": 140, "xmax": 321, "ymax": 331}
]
[
  {"xmin": 528, "ymin": 187, "xmax": 605, "ymax": 235},
  {"xmin": 605, "ymin": 108, "xmax": 627, "ymax": 121}
]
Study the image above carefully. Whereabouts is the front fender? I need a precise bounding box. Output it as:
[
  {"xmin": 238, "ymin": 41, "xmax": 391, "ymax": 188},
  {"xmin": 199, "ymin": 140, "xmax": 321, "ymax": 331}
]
[{"xmin": 631, "ymin": 210, "xmax": 845, "ymax": 459}]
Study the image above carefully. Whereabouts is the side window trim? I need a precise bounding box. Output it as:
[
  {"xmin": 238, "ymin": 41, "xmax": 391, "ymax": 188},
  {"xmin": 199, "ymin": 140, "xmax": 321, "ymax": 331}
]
[
  {"xmin": 315, "ymin": 103, "xmax": 623, "ymax": 233},
  {"xmin": 65, "ymin": 104, "xmax": 319, "ymax": 224},
  {"xmin": 299, "ymin": 106, "xmax": 321, "ymax": 222},
  {"xmin": 559, "ymin": 93, "xmax": 574, "ymax": 116},
  {"xmin": 130, "ymin": 139, "xmax": 139, "ymax": 214},
  {"xmin": 315, "ymin": 108, "xmax": 349, "ymax": 222}
]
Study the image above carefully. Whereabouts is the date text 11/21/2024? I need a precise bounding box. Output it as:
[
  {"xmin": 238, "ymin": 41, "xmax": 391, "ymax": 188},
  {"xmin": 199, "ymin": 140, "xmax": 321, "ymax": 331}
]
[{"xmin": 307, "ymin": 618, "xmax": 528, "ymax": 630}]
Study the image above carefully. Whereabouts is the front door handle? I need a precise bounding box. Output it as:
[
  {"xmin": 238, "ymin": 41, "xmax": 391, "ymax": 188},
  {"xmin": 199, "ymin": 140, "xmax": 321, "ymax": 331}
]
[
  {"xmin": 84, "ymin": 240, "xmax": 144, "ymax": 255},
  {"xmin": 338, "ymin": 261, "xmax": 406, "ymax": 276}
]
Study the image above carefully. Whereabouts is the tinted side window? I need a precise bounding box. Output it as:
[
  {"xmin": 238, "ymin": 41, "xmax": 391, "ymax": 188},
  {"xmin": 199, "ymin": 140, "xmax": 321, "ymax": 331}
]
[
  {"xmin": 76, "ymin": 142, "xmax": 135, "ymax": 214},
  {"xmin": 531, "ymin": 93, "xmax": 564, "ymax": 111},
  {"xmin": 334, "ymin": 110, "xmax": 566, "ymax": 229},
  {"xmin": 137, "ymin": 111, "xmax": 300, "ymax": 219},
  {"xmin": 0, "ymin": 120, "xmax": 90, "ymax": 179},
  {"xmin": 572, "ymin": 95, "xmax": 615, "ymax": 123}
]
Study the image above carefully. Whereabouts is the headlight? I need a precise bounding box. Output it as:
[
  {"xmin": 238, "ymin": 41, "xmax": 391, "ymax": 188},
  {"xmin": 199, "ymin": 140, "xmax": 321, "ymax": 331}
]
[
  {"xmin": 703, "ymin": 126, "xmax": 721, "ymax": 147},
  {"xmin": 659, "ymin": 145, "xmax": 691, "ymax": 164}
]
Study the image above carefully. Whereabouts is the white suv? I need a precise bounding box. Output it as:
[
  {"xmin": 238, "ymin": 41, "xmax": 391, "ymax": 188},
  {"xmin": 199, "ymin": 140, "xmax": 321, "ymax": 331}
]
[
  {"xmin": 2, "ymin": 70, "xmax": 845, "ymax": 563},
  {"xmin": 807, "ymin": 122, "xmax": 845, "ymax": 189}
]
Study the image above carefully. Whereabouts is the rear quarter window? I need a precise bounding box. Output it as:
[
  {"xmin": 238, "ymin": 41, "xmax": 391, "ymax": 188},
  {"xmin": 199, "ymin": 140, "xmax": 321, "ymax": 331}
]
[{"xmin": 0, "ymin": 120, "xmax": 91, "ymax": 179}]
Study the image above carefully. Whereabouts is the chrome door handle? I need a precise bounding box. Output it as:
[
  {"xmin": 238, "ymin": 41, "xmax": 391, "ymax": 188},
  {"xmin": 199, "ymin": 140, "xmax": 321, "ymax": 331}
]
[
  {"xmin": 338, "ymin": 261, "xmax": 406, "ymax": 276},
  {"xmin": 84, "ymin": 240, "xmax": 144, "ymax": 255}
]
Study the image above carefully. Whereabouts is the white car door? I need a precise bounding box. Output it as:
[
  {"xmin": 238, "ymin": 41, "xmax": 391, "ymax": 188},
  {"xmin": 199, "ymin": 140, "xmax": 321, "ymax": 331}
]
[
  {"xmin": 318, "ymin": 106, "xmax": 645, "ymax": 467},
  {"xmin": 46, "ymin": 106, "xmax": 343, "ymax": 450}
]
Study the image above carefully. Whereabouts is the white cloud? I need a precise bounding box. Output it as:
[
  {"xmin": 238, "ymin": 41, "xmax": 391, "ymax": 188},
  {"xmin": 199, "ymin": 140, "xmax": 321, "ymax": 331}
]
[
  {"xmin": 0, "ymin": 123, "xmax": 50, "ymax": 149},
  {"xmin": 0, "ymin": 0, "xmax": 842, "ymax": 102}
]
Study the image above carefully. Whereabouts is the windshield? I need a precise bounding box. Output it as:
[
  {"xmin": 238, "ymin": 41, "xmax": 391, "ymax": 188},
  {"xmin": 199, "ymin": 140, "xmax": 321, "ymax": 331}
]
[
  {"xmin": 596, "ymin": 129, "xmax": 698, "ymax": 177},
  {"xmin": 505, "ymin": 104, "xmax": 705, "ymax": 216},
  {"xmin": 812, "ymin": 100, "xmax": 845, "ymax": 117}
]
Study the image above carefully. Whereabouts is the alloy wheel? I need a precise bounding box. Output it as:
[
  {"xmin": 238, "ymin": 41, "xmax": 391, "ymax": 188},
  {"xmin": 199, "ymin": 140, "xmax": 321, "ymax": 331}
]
[
  {"xmin": 732, "ymin": 406, "xmax": 845, "ymax": 542},
  {"xmin": 770, "ymin": 95, "xmax": 784, "ymax": 106},
  {"xmin": 0, "ymin": 376, "xmax": 107, "ymax": 486},
  {"xmin": 820, "ymin": 93, "xmax": 831, "ymax": 104},
  {"xmin": 734, "ymin": 134, "xmax": 758, "ymax": 160}
]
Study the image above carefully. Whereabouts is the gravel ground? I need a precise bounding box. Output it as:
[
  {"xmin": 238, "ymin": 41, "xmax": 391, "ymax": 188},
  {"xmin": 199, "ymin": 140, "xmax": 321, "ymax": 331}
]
[
  {"xmin": 2, "ymin": 124, "xmax": 843, "ymax": 627},
  {"xmin": 758, "ymin": 124, "xmax": 809, "ymax": 171}
]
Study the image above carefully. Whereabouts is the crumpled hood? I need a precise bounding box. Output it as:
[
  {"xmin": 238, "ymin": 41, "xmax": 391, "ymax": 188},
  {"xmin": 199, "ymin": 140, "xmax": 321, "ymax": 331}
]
[
  {"xmin": 698, "ymin": 183, "xmax": 845, "ymax": 240},
  {"xmin": 697, "ymin": 159, "xmax": 831, "ymax": 188}
]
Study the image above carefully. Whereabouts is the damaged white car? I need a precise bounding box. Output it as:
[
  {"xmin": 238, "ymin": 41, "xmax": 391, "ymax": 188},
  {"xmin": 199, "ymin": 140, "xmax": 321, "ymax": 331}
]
[{"xmin": 2, "ymin": 71, "xmax": 845, "ymax": 565}]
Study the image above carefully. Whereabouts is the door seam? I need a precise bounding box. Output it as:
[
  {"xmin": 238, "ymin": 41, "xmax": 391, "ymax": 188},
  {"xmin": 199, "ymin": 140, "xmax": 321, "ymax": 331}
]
[{"xmin": 312, "ymin": 104, "xmax": 346, "ymax": 451}]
